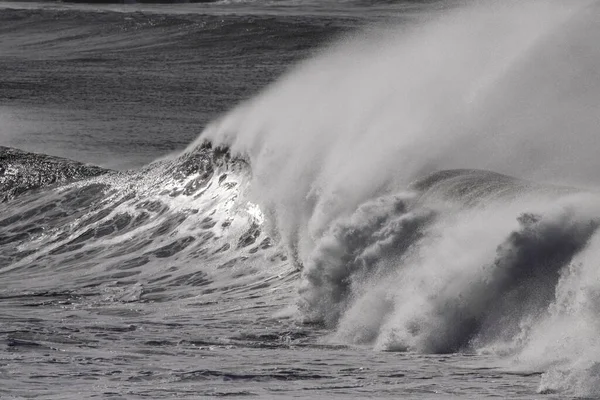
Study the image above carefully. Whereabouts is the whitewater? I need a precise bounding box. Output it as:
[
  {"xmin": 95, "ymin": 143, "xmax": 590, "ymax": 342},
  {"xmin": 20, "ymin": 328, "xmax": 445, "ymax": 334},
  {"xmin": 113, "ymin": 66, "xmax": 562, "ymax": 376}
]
[{"xmin": 3, "ymin": 0, "xmax": 600, "ymax": 398}]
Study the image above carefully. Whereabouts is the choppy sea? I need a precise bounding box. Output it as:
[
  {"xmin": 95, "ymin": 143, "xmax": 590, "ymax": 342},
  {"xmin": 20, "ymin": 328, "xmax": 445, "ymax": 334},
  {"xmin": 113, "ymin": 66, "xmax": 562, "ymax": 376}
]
[{"xmin": 3, "ymin": 1, "xmax": 600, "ymax": 398}]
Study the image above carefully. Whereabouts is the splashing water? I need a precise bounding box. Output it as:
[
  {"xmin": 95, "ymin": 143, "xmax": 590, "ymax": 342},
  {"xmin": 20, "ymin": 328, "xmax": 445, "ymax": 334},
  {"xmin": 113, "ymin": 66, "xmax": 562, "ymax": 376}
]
[{"xmin": 194, "ymin": 0, "xmax": 600, "ymax": 396}]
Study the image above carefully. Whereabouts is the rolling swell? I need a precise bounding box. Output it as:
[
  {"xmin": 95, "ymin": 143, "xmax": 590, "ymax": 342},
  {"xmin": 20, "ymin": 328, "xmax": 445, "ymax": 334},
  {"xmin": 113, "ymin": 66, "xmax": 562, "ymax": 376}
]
[{"xmin": 0, "ymin": 5, "xmax": 353, "ymax": 169}]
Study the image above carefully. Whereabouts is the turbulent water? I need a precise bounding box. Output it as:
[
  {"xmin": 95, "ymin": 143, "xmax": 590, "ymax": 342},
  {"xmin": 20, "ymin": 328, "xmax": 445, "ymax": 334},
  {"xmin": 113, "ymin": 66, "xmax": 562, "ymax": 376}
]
[{"xmin": 3, "ymin": 0, "xmax": 600, "ymax": 398}]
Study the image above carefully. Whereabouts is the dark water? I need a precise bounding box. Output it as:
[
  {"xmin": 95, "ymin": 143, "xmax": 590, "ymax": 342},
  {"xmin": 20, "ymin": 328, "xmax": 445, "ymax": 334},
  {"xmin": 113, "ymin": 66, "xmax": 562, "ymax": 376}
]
[
  {"xmin": 2, "ymin": 1, "xmax": 600, "ymax": 399},
  {"xmin": 0, "ymin": 2, "xmax": 359, "ymax": 169}
]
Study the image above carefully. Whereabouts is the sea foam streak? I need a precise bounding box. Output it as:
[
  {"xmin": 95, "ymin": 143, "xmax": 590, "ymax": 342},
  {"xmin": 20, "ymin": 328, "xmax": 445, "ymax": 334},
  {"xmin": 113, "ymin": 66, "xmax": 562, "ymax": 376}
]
[{"xmin": 194, "ymin": 0, "xmax": 600, "ymax": 395}]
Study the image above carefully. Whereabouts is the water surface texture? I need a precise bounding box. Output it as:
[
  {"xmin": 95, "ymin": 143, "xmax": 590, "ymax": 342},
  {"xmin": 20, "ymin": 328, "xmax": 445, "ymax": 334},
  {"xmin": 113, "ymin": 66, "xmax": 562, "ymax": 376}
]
[{"xmin": 2, "ymin": 1, "xmax": 600, "ymax": 399}]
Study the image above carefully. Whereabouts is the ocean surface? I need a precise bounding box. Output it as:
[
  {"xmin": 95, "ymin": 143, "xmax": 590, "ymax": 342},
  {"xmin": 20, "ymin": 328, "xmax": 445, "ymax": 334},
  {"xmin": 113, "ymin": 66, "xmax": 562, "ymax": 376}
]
[{"xmin": 3, "ymin": 0, "xmax": 600, "ymax": 398}]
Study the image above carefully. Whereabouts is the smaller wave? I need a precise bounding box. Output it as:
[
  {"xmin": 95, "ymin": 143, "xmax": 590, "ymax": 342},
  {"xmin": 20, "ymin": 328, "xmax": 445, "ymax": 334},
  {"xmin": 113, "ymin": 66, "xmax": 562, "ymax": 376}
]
[{"xmin": 0, "ymin": 146, "xmax": 109, "ymax": 203}]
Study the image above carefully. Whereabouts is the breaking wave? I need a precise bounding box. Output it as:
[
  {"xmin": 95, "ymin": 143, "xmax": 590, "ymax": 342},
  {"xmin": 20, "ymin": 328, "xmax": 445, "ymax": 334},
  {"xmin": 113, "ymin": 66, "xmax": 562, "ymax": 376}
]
[
  {"xmin": 4, "ymin": 0, "xmax": 600, "ymax": 397},
  {"xmin": 195, "ymin": 0, "xmax": 600, "ymax": 396}
]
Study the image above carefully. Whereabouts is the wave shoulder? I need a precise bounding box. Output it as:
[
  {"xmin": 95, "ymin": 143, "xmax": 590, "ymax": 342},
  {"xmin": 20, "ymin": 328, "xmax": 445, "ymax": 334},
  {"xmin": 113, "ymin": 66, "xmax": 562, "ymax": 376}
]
[{"xmin": 0, "ymin": 146, "xmax": 110, "ymax": 202}]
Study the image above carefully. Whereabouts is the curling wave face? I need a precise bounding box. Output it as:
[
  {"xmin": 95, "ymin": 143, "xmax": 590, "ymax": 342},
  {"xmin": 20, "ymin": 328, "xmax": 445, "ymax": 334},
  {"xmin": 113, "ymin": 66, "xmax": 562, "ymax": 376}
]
[{"xmin": 0, "ymin": 143, "xmax": 292, "ymax": 306}]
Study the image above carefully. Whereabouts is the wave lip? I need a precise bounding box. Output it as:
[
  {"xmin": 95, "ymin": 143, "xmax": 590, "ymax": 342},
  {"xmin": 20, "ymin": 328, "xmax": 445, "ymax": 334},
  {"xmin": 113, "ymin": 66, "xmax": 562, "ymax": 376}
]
[{"xmin": 410, "ymin": 169, "xmax": 578, "ymax": 207}]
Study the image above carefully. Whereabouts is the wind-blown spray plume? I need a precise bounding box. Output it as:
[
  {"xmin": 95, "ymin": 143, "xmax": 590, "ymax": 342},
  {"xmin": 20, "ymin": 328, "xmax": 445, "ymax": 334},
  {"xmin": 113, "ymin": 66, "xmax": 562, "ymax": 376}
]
[
  {"xmin": 191, "ymin": 0, "xmax": 600, "ymax": 396},
  {"xmin": 199, "ymin": 0, "xmax": 598, "ymax": 257}
]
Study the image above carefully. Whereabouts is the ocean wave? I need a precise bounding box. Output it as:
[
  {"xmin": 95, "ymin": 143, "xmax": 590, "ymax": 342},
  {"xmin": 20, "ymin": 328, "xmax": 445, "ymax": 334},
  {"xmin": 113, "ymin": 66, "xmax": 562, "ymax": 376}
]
[
  {"xmin": 195, "ymin": 1, "xmax": 600, "ymax": 396},
  {"xmin": 0, "ymin": 6, "xmax": 349, "ymax": 58},
  {"xmin": 5, "ymin": 0, "xmax": 600, "ymax": 397},
  {"xmin": 0, "ymin": 142, "xmax": 292, "ymax": 313},
  {"xmin": 0, "ymin": 145, "xmax": 109, "ymax": 202}
]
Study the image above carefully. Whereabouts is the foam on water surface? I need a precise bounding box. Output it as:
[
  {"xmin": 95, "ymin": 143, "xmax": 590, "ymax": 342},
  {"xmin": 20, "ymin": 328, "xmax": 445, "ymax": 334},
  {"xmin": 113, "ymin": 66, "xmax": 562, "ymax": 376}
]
[{"xmin": 4, "ymin": 1, "xmax": 600, "ymax": 398}]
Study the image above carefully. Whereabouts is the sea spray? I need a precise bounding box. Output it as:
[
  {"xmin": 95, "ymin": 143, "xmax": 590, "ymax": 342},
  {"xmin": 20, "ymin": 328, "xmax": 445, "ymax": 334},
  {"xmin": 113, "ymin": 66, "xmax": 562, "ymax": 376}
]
[
  {"xmin": 298, "ymin": 192, "xmax": 435, "ymax": 328},
  {"xmin": 195, "ymin": 0, "xmax": 600, "ymax": 395},
  {"xmin": 200, "ymin": 1, "xmax": 595, "ymax": 260}
]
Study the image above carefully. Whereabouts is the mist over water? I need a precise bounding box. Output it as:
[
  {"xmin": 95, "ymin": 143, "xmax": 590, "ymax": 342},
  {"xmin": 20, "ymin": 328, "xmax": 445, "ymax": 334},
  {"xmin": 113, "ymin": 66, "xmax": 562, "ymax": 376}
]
[
  {"xmin": 202, "ymin": 0, "xmax": 600, "ymax": 254},
  {"xmin": 4, "ymin": 0, "xmax": 600, "ymax": 397},
  {"xmin": 198, "ymin": 0, "xmax": 600, "ymax": 395}
]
